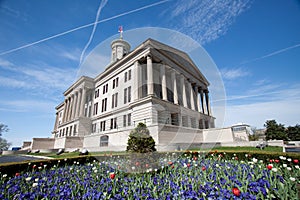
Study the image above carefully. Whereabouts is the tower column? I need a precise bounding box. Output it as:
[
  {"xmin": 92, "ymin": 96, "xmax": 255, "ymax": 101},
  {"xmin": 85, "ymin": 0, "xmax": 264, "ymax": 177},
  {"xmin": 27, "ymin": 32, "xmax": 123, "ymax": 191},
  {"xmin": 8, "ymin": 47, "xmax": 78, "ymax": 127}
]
[
  {"xmin": 180, "ymin": 74, "xmax": 187, "ymax": 108},
  {"xmin": 80, "ymin": 87, "xmax": 87, "ymax": 117},
  {"xmin": 62, "ymin": 100, "xmax": 67, "ymax": 123},
  {"xmin": 161, "ymin": 64, "xmax": 168, "ymax": 101},
  {"xmin": 171, "ymin": 70, "xmax": 178, "ymax": 104},
  {"xmin": 147, "ymin": 55, "xmax": 154, "ymax": 96}
]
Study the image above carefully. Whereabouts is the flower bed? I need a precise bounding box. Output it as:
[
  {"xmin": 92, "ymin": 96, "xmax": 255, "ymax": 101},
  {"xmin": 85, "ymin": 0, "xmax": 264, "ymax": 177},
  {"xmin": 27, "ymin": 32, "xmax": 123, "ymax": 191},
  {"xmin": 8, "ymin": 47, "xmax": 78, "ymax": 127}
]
[{"xmin": 0, "ymin": 152, "xmax": 299, "ymax": 199}]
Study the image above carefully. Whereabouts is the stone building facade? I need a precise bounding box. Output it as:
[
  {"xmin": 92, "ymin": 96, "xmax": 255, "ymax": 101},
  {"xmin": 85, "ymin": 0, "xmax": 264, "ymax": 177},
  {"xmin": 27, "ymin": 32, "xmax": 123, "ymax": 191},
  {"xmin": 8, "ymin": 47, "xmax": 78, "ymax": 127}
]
[{"xmin": 50, "ymin": 36, "xmax": 215, "ymax": 151}]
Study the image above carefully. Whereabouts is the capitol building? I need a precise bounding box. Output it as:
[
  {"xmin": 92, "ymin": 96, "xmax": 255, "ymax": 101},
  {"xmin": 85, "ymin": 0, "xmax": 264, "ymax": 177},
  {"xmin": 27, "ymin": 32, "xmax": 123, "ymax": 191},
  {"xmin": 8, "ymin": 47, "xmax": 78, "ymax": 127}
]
[{"xmin": 29, "ymin": 33, "xmax": 229, "ymax": 152}]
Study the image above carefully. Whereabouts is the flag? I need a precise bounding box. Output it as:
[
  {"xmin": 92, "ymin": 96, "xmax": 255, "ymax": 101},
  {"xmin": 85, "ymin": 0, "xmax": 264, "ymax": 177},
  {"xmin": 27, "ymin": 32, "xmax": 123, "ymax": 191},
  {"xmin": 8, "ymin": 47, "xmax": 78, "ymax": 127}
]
[{"xmin": 118, "ymin": 26, "xmax": 123, "ymax": 33}]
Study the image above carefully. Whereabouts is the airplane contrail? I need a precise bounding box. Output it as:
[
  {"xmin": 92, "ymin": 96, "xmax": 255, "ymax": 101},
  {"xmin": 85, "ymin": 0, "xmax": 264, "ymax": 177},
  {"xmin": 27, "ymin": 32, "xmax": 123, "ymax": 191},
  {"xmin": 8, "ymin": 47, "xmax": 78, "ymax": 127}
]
[
  {"xmin": 79, "ymin": 0, "xmax": 108, "ymax": 65},
  {"xmin": 241, "ymin": 43, "xmax": 300, "ymax": 65},
  {"xmin": 0, "ymin": 0, "xmax": 171, "ymax": 56}
]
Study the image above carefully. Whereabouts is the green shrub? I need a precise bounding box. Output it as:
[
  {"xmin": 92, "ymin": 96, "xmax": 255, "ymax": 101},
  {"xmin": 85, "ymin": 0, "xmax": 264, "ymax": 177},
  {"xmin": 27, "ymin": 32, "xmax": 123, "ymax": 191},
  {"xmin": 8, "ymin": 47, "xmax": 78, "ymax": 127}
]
[{"xmin": 126, "ymin": 123, "xmax": 156, "ymax": 153}]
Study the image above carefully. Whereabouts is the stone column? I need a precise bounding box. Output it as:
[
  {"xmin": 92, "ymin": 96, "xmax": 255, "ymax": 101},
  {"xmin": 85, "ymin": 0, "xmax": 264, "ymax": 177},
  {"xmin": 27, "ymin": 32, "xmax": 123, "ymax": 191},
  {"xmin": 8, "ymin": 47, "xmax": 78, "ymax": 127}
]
[
  {"xmin": 200, "ymin": 89, "xmax": 205, "ymax": 114},
  {"xmin": 171, "ymin": 70, "xmax": 178, "ymax": 104},
  {"xmin": 62, "ymin": 100, "xmax": 67, "ymax": 123},
  {"xmin": 54, "ymin": 112, "xmax": 59, "ymax": 132},
  {"xmin": 133, "ymin": 60, "xmax": 139, "ymax": 101},
  {"xmin": 180, "ymin": 75, "xmax": 187, "ymax": 108},
  {"xmin": 76, "ymin": 90, "xmax": 82, "ymax": 117},
  {"xmin": 72, "ymin": 94, "xmax": 77, "ymax": 119},
  {"xmin": 189, "ymin": 83, "xmax": 195, "ymax": 110},
  {"xmin": 147, "ymin": 55, "xmax": 154, "ymax": 96},
  {"xmin": 205, "ymin": 90, "xmax": 211, "ymax": 116},
  {"xmin": 161, "ymin": 64, "xmax": 168, "ymax": 101},
  {"xmin": 64, "ymin": 99, "xmax": 70, "ymax": 122},
  {"xmin": 197, "ymin": 87, "xmax": 201, "ymax": 112},
  {"xmin": 68, "ymin": 96, "xmax": 73, "ymax": 121},
  {"xmin": 80, "ymin": 87, "xmax": 86, "ymax": 117}
]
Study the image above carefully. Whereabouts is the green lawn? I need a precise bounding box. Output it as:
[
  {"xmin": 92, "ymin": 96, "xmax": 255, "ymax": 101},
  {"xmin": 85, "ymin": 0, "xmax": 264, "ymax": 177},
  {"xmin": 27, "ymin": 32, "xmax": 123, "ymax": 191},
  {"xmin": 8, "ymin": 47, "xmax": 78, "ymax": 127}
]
[{"xmin": 24, "ymin": 146, "xmax": 285, "ymax": 159}]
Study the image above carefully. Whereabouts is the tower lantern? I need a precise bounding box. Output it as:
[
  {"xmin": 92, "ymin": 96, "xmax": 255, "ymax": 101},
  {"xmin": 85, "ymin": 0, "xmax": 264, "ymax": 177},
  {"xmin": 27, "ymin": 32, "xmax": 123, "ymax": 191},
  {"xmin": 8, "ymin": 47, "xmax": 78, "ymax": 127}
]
[{"xmin": 111, "ymin": 26, "xmax": 130, "ymax": 63}]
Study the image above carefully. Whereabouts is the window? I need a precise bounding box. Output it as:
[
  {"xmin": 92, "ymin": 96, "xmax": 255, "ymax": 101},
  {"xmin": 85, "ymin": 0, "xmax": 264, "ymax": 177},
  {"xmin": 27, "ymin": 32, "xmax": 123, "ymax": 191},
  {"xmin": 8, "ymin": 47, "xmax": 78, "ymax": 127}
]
[
  {"xmin": 110, "ymin": 118, "xmax": 117, "ymax": 129},
  {"xmin": 124, "ymin": 87, "xmax": 131, "ymax": 104},
  {"xmin": 92, "ymin": 123, "xmax": 96, "ymax": 133},
  {"xmin": 95, "ymin": 89, "xmax": 99, "ymax": 99},
  {"xmin": 128, "ymin": 69, "xmax": 131, "ymax": 80},
  {"xmin": 69, "ymin": 126, "xmax": 72, "ymax": 136},
  {"xmin": 100, "ymin": 121, "xmax": 106, "ymax": 131},
  {"xmin": 73, "ymin": 124, "xmax": 77, "ymax": 135},
  {"xmin": 93, "ymin": 103, "xmax": 98, "ymax": 115},
  {"xmin": 124, "ymin": 88, "xmax": 127, "ymax": 104},
  {"xmin": 124, "ymin": 72, "xmax": 128, "ymax": 82},
  {"xmin": 101, "ymin": 98, "xmax": 107, "ymax": 112},
  {"xmin": 128, "ymin": 86, "xmax": 131, "ymax": 103},
  {"xmin": 66, "ymin": 127, "xmax": 69, "ymax": 136},
  {"xmin": 112, "ymin": 93, "xmax": 118, "ymax": 108},
  {"xmin": 127, "ymin": 113, "xmax": 131, "ymax": 126},
  {"xmin": 123, "ymin": 115, "xmax": 127, "ymax": 127},
  {"xmin": 113, "ymin": 77, "xmax": 119, "ymax": 89},
  {"xmin": 100, "ymin": 135, "xmax": 109, "ymax": 147},
  {"xmin": 103, "ymin": 83, "xmax": 108, "ymax": 94},
  {"xmin": 171, "ymin": 113, "xmax": 179, "ymax": 126}
]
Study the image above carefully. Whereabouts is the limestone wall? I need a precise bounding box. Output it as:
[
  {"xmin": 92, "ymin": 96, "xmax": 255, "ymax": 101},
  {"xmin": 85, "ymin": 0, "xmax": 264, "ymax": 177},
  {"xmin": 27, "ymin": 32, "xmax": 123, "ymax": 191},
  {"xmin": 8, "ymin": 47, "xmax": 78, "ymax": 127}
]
[
  {"xmin": 31, "ymin": 138, "xmax": 55, "ymax": 150},
  {"xmin": 203, "ymin": 128, "xmax": 234, "ymax": 143}
]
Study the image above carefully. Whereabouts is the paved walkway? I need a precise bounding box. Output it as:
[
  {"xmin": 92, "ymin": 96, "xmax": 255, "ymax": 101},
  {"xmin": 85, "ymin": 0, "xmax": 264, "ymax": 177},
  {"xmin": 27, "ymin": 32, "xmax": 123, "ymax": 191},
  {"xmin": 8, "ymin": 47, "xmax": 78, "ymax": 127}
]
[{"xmin": 0, "ymin": 155, "xmax": 52, "ymax": 164}]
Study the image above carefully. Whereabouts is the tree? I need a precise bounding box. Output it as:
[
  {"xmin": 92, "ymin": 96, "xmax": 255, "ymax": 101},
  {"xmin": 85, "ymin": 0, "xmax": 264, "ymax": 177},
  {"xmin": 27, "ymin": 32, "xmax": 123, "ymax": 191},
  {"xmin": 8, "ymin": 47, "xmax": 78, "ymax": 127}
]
[
  {"xmin": 0, "ymin": 123, "xmax": 8, "ymax": 137},
  {"xmin": 286, "ymin": 124, "xmax": 300, "ymax": 141},
  {"xmin": 264, "ymin": 120, "xmax": 287, "ymax": 140},
  {"xmin": 126, "ymin": 123, "xmax": 156, "ymax": 153},
  {"xmin": 0, "ymin": 123, "xmax": 11, "ymax": 150}
]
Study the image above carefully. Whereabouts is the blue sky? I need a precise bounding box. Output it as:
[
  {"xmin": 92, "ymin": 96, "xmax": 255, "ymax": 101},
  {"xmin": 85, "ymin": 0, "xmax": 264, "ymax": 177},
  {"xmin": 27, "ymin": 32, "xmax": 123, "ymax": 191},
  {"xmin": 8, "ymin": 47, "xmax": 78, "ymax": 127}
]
[{"xmin": 0, "ymin": 0, "xmax": 300, "ymax": 147}]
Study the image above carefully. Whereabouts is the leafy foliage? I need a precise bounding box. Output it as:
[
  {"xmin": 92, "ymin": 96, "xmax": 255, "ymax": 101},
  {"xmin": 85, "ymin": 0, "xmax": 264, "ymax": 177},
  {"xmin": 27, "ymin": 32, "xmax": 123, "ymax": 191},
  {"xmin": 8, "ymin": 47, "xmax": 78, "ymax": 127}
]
[
  {"xmin": 0, "ymin": 123, "xmax": 10, "ymax": 150},
  {"xmin": 126, "ymin": 123, "xmax": 156, "ymax": 153},
  {"xmin": 286, "ymin": 124, "xmax": 300, "ymax": 141},
  {"xmin": 0, "ymin": 123, "xmax": 8, "ymax": 137},
  {"xmin": 264, "ymin": 120, "xmax": 287, "ymax": 140}
]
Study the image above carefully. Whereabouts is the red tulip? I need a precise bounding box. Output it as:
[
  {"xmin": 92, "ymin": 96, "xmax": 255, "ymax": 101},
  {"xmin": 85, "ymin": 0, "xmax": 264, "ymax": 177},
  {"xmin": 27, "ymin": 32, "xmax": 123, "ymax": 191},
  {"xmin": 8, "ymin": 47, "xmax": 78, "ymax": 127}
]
[
  {"xmin": 187, "ymin": 163, "xmax": 191, "ymax": 168},
  {"xmin": 274, "ymin": 159, "xmax": 280, "ymax": 163},
  {"xmin": 293, "ymin": 159, "xmax": 299, "ymax": 164},
  {"xmin": 145, "ymin": 164, "xmax": 149, "ymax": 168},
  {"xmin": 269, "ymin": 159, "xmax": 273, "ymax": 163},
  {"xmin": 193, "ymin": 157, "xmax": 198, "ymax": 161},
  {"xmin": 266, "ymin": 165, "xmax": 273, "ymax": 170},
  {"xmin": 15, "ymin": 173, "xmax": 20, "ymax": 177},
  {"xmin": 202, "ymin": 166, "xmax": 206, "ymax": 171},
  {"xmin": 135, "ymin": 162, "xmax": 140, "ymax": 166},
  {"xmin": 33, "ymin": 165, "xmax": 37, "ymax": 169},
  {"xmin": 109, "ymin": 173, "xmax": 115, "ymax": 179},
  {"xmin": 168, "ymin": 161, "xmax": 173, "ymax": 165},
  {"xmin": 232, "ymin": 187, "xmax": 240, "ymax": 196},
  {"xmin": 171, "ymin": 165, "xmax": 174, "ymax": 169}
]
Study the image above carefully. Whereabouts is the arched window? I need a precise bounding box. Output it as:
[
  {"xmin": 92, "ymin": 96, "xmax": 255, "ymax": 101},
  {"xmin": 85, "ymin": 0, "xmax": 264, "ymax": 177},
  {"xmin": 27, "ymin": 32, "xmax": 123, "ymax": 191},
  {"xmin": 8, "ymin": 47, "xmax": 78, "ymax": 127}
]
[{"xmin": 100, "ymin": 135, "xmax": 109, "ymax": 147}]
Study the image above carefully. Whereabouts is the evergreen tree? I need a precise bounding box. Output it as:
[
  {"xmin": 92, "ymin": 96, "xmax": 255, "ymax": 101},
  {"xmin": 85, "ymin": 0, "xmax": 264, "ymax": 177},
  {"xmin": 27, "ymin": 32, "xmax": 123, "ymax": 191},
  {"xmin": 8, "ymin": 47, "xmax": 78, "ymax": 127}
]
[
  {"xmin": 264, "ymin": 120, "xmax": 287, "ymax": 140},
  {"xmin": 286, "ymin": 124, "xmax": 300, "ymax": 141},
  {"xmin": 126, "ymin": 123, "xmax": 156, "ymax": 153}
]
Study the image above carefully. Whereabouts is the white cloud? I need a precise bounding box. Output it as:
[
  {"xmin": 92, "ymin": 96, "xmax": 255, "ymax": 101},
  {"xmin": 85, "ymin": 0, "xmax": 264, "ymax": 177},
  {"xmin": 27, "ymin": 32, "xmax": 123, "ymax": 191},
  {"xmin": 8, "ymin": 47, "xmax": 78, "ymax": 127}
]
[
  {"xmin": 221, "ymin": 67, "xmax": 251, "ymax": 80},
  {"xmin": 169, "ymin": 0, "xmax": 252, "ymax": 45},
  {"xmin": 0, "ymin": 76, "xmax": 31, "ymax": 88},
  {"xmin": 0, "ymin": 58, "xmax": 76, "ymax": 91},
  {"xmin": 0, "ymin": 99, "xmax": 56, "ymax": 113},
  {"xmin": 222, "ymin": 84, "xmax": 300, "ymax": 128}
]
